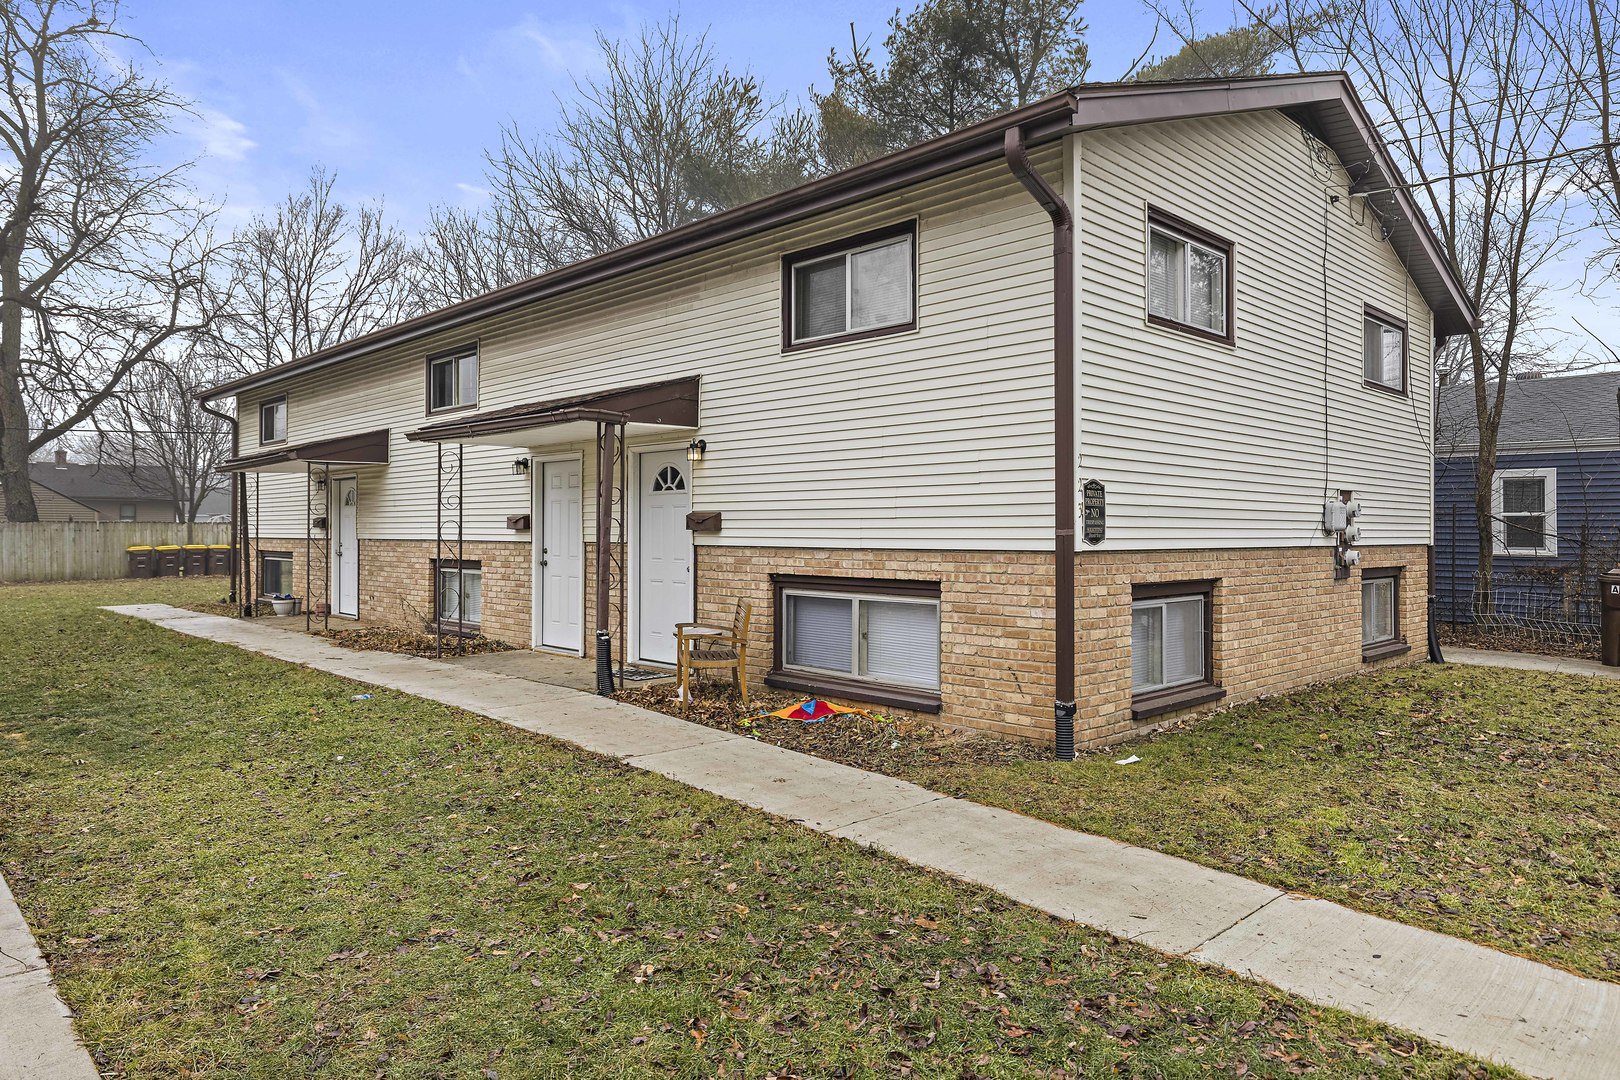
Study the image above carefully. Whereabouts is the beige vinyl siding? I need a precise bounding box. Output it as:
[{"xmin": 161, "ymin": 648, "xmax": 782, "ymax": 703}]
[
  {"xmin": 26, "ymin": 483, "xmax": 102, "ymax": 522},
  {"xmin": 1075, "ymin": 112, "xmax": 1434, "ymax": 550},
  {"xmin": 238, "ymin": 150, "xmax": 1061, "ymax": 551}
]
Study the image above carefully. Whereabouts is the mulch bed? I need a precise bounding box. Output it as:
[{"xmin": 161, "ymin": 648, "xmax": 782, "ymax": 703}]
[
  {"xmin": 616, "ymin": 682, "xmax": 1049, "ymax": 775},
  {"xmin": 316, "ymin": 625, "xmax": 516, "ymax": 659},
  {"xmin": 1436, "ymin": 622, "xmax": 1600, "ymax": 661}
]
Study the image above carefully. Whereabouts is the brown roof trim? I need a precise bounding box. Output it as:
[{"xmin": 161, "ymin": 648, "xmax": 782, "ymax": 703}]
[
  {"xmin": 201, "ymin": 73, "xmax": 1474, "ymax": 402},
  {"xmin": 405, "ymin": 376, "xmax": 699, "ymax": 443},
  {"xmin": 220, "ymin": 428, "xmax": 391, "ymax": 472}
]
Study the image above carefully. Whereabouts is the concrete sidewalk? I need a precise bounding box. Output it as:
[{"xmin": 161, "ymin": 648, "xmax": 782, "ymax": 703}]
[
  {"xmin": 1448, "ymin": 646, "xmax": 1620, "ymax": 680},
  {"xmin": 0, "ymin": 873, "xmax": 99, "ymax": 1079},
  {"xmin": 104, "ymin": 604, "xmax": 1620, "ymax": 1080}
]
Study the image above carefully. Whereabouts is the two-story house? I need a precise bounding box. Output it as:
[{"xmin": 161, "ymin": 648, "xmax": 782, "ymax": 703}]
[{"xmin": 201, "ymin": 73, "xmax": 1474, "ymax": 752}]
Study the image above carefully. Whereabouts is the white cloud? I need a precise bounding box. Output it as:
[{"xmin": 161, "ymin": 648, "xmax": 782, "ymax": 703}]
[
  {"xmin": 278, "ymin": 70, "xmax": 363, "ymax": 154},
  {"xmin": 189, "ymin": 106, "xmax": 256, "ymax": 162}
]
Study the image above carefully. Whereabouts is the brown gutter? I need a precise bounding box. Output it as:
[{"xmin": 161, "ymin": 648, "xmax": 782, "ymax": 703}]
[{"xmin": 1003, "ymin": 126, "xmax": 1077, "ymax": 761}]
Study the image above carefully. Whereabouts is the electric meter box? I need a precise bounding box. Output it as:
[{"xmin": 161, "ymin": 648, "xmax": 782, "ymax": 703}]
[{"xmin": 1323, "ymin": 500, "xmax": 1348, "ymax": 533}]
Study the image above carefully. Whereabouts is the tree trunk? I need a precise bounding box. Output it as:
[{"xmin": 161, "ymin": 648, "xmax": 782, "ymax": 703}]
[
  {"xmin": 1472, "ymin": 438, "xmax": 1497, "ymax": 616},
  {"xmin": 0, "ymin": 270, "xmax": 39, "ymax": 522}
]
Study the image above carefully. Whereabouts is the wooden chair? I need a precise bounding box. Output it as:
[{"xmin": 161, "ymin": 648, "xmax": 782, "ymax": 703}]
[{"xmin": 675, "ymin": 600, "xmax": 752, "ymax": 715}]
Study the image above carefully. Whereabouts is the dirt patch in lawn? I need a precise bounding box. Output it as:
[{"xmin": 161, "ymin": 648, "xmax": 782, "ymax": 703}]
[{"xmin": 316, "ymin": 624, "xmax": 516, "ymax": 658}]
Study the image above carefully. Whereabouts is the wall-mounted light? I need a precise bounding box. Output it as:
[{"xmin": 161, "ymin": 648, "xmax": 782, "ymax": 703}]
[
  {"xmin": 512, "ymin": 457, "xmax": 531, "ymax": 476},
  {"xmin": 686, "ymin": 438, "xmax": 706, "ymax": 463}
]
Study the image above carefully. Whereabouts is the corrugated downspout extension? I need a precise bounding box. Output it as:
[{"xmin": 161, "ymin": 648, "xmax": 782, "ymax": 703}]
[{"xmin": 1003, "ymin": 126, "xmax": 1078, "ymax": 762}]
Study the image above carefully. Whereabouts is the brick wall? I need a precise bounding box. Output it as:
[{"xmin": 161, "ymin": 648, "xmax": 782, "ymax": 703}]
[{"xmin": 247, "ymin": 531, "xmax": 1427, "ymax": 748}]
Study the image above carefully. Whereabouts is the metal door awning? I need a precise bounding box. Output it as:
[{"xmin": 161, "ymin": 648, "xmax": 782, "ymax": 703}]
[
  {"xmin": 403, "ymin": 376, "xmax": 699, "ymax": 448},
  {"xmin": 220, "ymin": 429, "xmax": 391, "ymax": 473}
]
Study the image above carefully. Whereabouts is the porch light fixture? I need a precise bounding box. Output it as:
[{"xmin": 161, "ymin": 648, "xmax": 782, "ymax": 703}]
[
  {"xmin": 512, "ymin": 457, "xmax": 530, "ymax": 476},
  {"xmin": 686, "ymin": 438, "xmax": 706, "ymax": 463}
]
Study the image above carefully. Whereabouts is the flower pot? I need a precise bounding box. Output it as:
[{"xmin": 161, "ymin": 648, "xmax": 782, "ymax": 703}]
[{"xmin": 270, "ymin": 598, "xmax": 295, "ymax": 616}]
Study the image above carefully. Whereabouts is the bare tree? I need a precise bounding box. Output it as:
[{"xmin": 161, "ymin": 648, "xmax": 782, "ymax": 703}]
[
  {"xmin": 418, "ymin": 17, "xmax": 815, "ymax": 302},
  {"xmin": 0, "ymin": 0, "xmax": 220, "ymax": 522},
  {"xmin": 81, "ymin": 350, "xmax": 232, "ymax": 521},
  {"xmin": 211, "ymin": 167, "xmax": 418, "ymax": 374}
]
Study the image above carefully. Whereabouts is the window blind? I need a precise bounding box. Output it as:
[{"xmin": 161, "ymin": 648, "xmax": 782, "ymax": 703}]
[
  {"xmin": 1132, "ymin": 595, "xmax": 1205, "ymax": 692},
  {"xmin": 787, "ymin": 593, "xmax": 853, "ymax": 672},
  {"xmin": 793, "ymin": 258, "xmax": 847, "ymax": 340},
  {"xmin": 1131, "ymin": 604, "xmax": 1163, "ymax": 689},
  {"xmin": 850, "ymin": 239, "xmax": 913, "ymax": 330},
  {"xmin": 1148, "ymin": 231, "xmax": 1181, "ymax": 320},
  {"xmin": 1362, "ymin": 578, "xmax": 1395, "ymax": 643},
  {"xmin": 863, "ymin": 599, "xmax": 940, "ymax": 688}
]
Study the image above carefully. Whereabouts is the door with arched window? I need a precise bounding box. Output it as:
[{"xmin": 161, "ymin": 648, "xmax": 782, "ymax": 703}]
[{"xmin": 637, "ymin": 450, "xmax": 693, "ymax": 664}]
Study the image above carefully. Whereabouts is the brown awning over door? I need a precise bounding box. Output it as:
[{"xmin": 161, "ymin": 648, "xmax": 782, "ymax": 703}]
[
  {"xmin": 404, "ymin": 377, "xmax": 699, "ymax": 448},
  {"xmin": 219, "ymin": 429, "xmax": 391, "ymax": 474}
]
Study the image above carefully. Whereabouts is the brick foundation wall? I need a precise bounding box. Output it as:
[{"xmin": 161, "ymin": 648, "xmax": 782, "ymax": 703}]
[{"xmin": 247, "ymin": 531, "xmax": 1428, "ymax": 749}]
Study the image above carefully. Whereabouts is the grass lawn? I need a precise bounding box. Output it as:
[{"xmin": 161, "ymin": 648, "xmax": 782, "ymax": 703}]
[
  {"xmin": 642, "ymin": 665, "xmax": 1620, "ymax": 984},
  {"xmin": 0, "ymin": 578, "xmax": 1508, "ymax": 1079}
]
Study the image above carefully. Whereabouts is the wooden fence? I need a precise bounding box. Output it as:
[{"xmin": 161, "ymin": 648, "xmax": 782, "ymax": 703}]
[{"xmin": 0, "ymin": 521, "xmax": 232, "ymax": 583}]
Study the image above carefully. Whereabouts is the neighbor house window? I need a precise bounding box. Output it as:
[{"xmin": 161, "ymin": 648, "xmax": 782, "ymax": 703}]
[
  {"xmin": 427, "ymin": 346, "xmax": 479, "ymax": 413},
  {"xmin": 1361, "ymin": 567, "xmax": 1405, "ymax": 660},
  {"xmin": 259, "ymin": 397, "xmax": 286, "ymax": 444},
  {"xmin": 1147, "ymin": 210, "xmax": 1231, "ymax": 340},
  {"xmin": 260, "ymin": 551, "xmax": 293, "ymax": 596},
  {"xmin": 1364, "ymin": 307, "xmax": 1408, "ymax": 393},
  {"xmin": 1493, "ymin": 468, "xmax": 1558, "ymax": 556},
  {"xmin": 769, "ymin": 575, "xmax": 941, "ymax": 710},
  {"xmin": 118, "ymin": 503, "xmax": 137, "ymax": 521},
  {"xmin": 785, "ymin": 223, "xmax": 916, "ymax": 348},
  {"xmin": 436, "ymin": 560, "xmax": 482, "ymax": 627},
  {"xmin": 1130, "ymin": 581, "xmax": 1222, "ymax": 719}
]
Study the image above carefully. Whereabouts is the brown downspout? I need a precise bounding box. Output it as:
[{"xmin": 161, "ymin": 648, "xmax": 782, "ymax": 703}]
[
  {"xmin": 1004, "ymin": 126, "xmax": 1077, "ymax": 761},
  {"xmin": 997, "ymin": 124, "xmax": 1075, "ymax": 761},
  {"xmin": 594, "ymin": 420, "xmax": 618, "ymax": 695},
  {"xmin": 198, "ymin": 398, "xmax": 246, "ymax": 614}
]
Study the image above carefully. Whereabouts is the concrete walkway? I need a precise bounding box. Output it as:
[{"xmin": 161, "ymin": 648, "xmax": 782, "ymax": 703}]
[
  {"xmin": 0, "ymin": 872, "xmax": 99, "ymax": 1079},
  {"xmin": 103, "ymin": 605, "xmax": 1620, "ymax": 1080},
  {"xmin": 1448, "ymin": 646, "xmax": 1620, "ymax": 680}
]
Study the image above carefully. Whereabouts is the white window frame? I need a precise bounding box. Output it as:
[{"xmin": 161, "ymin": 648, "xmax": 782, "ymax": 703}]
[
  {"xmin": 427, "ymin": 347, "xmax": 479, "ymax": 413},
  {"xmin": 1363, "ymin": 311, "xmax": 1408, "ymax": 393},
  {"xmin": 781, "ymin": 587, "xmax": 941, "ymax": 691},
  {"xmin": 436, "ymin": 563, "xmax": 483, "ymax": 626},
  {"xmin": 1147, "ymin": 220, "xmax": 1229, "ymax": 337},
  {"xmin": 787, "ymin": 231, "xmax": 916, "ymax": 345},
  {"xmin": 1361, "ymin": 574, "xmax": 1399, "ymax": 647},
  {"xmin": 259, "ymin": 397, "xmax": 287, "ymax": 445},
  {"xmin": 1491, "ymin": 467, "xmax": 1558, "ymax": 557},
  {"xmin": 1130, "ymin": 593, "xmax": 1208, "ymax": 695}
]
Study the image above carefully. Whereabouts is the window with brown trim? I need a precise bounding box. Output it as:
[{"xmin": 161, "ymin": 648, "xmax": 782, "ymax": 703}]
[
  {"xmin": 433, "ymin": 558, "xmax": 482, "ymax": 629},
  {"xmin": 782, "ymin": 222, "xmax": 917, "ymax": 351},
  {"xmin": 766, "ymin": 574, "xmax": 941, "ymax": 712},
  {"xmin": 1130, "ymin": 580, "xmax": 1224, "ymax": 720},
  {"xmin": 1363, "ymin": 306, "xmax": 1408, "ymax": 394},
  {"xmin": 1361, "ymin": 566, "xmax": 1409, "ymax": 661},
  {"xmin": 259, "ymin": 397, "xmax": 287, "ymax": 444},
  {"xmin": 1146, "ymin": 209, "xmax": 1233, "ymax": 343},
  {"xmin": 427, "ymin": 344, "xmax": 479, "ymax": 414},
  {"xmin": 260, "ymin": 551, "xmax": 293, "ymax": 596}
]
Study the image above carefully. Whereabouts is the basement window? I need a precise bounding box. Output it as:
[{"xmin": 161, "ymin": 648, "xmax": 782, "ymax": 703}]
[
  {"xmin": 435, "ymin": 560, "xmax": 483, "ymax": 628},
  {"xmin": 1130, "ymin": 580, "xmax": 1223, "ymax": 720},
  {"xmin": 767, "ymin": 575, "xmax": 941, "ymax": 712},
  {"xmin": 260, "ymin": 551, "xmax": 293, "ymax": 596},
  {"xmin": 784, "ymin": 223, "xmax": 916, "ymax": 349},
  {"xmin": 1361, "ymin": 567, "xmax": 1409, "ymax": 662}
]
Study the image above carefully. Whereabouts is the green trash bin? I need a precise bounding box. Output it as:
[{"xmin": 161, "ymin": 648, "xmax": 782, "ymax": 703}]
[
  {"xmin": 126, "ymin": 546, "xmax": 156, "ymax": 578},
  {"xmin": 181, "ymin": 544, "xmax": 210, "ymax": 576},
  {"xmin": 153, "ymin": 545, "xmax": 182, "ymax": 576},
  {"xmin": 207, "ymin": 544, "xmax": 234, "ymax": 576}
]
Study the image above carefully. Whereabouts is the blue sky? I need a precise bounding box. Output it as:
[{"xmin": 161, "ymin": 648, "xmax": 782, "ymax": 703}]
[{"xmin": 127, "ymin": 1, "xmax": 1615, "ymax": 360}]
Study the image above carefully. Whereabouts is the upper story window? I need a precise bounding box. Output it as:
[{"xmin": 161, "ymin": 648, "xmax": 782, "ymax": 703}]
[
  {"xmin": 1147, "ymin": 210, "xmax": 1232, "ymax": 341},
  {"xmin": 784, "ymin": 223, "xmax": 916, "ymax": 350},
  {"xmin": 259, "ymin": 397, "xmax": 287, "ymax": 444},
  {"xmin": 428, "ymin": 345, "xmax": 479, "ymax": 413},
  {"xmin": 1364, "ymin": 308, "xmax": 1408, "ymax": 393},
  {"xmin": 1493, "ymin": 468, "xmax": 1558, "ymax": 557}
]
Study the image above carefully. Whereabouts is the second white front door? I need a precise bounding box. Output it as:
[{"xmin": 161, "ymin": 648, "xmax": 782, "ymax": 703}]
[
  {"xmin": 330, "ymin": 477, "xmax": 359, "ymax": 618},
  {"xmin": 538, "ymin": 459, "xmax": 583, "ymax": 652},
  {"xmin": 637, "ymin": 450, "xmax": 693, "ymax": 665}
]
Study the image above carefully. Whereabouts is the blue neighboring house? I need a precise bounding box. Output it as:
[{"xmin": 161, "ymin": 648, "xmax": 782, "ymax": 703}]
[{"xmin": 1435, "ymin": 371, "xmax": 1620, "ymax": 629}]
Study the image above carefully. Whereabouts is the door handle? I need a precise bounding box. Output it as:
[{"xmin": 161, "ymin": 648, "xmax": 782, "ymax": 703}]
[{"xmin": 540, "ymin": 559, "xmax": 548, "ymax": 567}]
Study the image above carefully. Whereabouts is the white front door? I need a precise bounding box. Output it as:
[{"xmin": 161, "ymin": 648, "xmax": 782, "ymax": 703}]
[
  {"xmin": 637, "ymin": 450, "xmax": 693, "ymax": 664},
  {"xmin": 538, "ymin": 459, "xmax": 583, "ymax": 652},
  {"xmin": 330, "ymin": 477, "xmax": 359, "ymax": 618}
]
